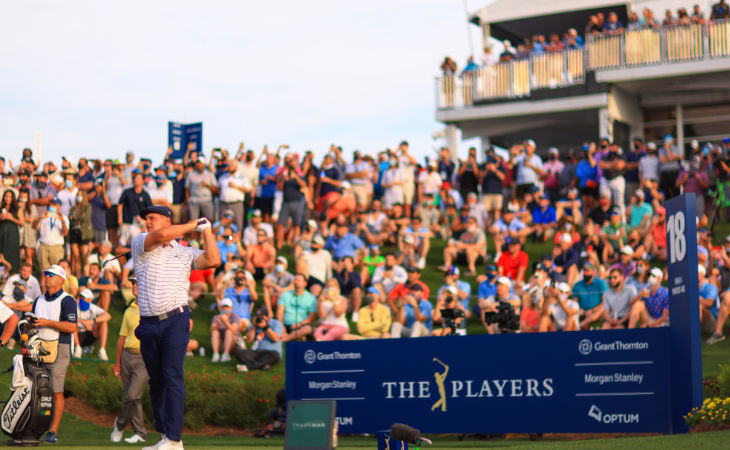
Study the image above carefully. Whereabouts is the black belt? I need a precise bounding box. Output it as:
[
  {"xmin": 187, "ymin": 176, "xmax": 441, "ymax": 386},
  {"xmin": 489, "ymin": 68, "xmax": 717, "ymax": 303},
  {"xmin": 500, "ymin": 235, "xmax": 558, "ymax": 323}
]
[{"xmin": 140, "ymin": 306, "xmax": 189, "ymax": 322}]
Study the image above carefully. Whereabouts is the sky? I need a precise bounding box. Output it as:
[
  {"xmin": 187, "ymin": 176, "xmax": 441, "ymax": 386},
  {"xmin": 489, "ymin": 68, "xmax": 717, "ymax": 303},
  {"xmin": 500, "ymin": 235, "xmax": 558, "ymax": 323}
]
[{"xmin": 1, "ymin": 0, "xmax": 492, "ymax": 166}]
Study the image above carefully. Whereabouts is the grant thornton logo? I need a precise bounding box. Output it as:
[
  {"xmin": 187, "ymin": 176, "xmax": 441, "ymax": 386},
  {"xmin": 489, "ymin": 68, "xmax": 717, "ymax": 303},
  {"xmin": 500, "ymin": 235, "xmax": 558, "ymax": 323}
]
[
  {"xmin": 304, "ymin": 349, "xmax": 316, "ymax": 364},
  {"xmin": 578, "ymin": 339, "xmax": 593, "ymax": 355}
]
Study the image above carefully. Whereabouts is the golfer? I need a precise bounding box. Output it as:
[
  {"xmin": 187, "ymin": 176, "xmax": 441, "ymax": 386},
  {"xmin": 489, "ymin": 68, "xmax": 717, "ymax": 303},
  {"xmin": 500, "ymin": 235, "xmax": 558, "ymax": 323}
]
[{"xmin": 131, "ymin": 206, "xmax": 220, "ymax": 450}]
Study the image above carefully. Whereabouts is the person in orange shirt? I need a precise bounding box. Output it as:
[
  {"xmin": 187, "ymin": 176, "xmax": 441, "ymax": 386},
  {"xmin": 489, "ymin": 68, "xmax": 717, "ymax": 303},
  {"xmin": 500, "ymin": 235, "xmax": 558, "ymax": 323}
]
[
  {"xmin": 644, "ymin": 206, "xmax": 667, "ymax": 261},
  {"xmin": 325, "ymin": 182, "xmax": 357, "ymax": 221}
]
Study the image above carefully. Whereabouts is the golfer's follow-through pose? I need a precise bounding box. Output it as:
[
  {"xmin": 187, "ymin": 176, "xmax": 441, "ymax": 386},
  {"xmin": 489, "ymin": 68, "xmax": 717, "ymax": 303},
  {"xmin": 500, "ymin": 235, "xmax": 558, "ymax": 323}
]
[{"xmin": 131, "ymin": 205, "xmax": 221, "ymax": 450}]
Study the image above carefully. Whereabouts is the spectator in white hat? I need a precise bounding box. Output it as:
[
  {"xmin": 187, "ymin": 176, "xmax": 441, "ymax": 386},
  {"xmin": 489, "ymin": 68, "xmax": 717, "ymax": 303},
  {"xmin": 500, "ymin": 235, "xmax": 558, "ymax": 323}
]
[
  {"xmin": 540, "ymin": 282, "xmax": 579, "ymax": 332},
  {"xmin": 629, "ymin": 267, "xmax": 669, "ymax": 328},
  {"xmin": 209, "ymin": 297, "xmax": 241, "ymax": 363},
  {"xmin": 73, "ymin": 288, "xmax": 111, "ymax": 360}
]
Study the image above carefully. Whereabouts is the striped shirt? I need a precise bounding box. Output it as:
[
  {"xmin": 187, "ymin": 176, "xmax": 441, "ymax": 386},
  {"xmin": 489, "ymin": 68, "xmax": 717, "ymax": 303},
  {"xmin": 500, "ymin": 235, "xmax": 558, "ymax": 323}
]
[{"xmin": 131, "ymin": 233, "xmax": 204, "ymax": 317}]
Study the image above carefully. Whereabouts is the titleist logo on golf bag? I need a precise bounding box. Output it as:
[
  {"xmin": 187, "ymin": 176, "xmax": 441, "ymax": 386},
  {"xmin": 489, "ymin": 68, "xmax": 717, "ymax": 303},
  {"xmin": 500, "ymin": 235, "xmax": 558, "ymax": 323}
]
[{"xmin": 2, "ymin": 383, "xmax": 32, "ymax": 433}]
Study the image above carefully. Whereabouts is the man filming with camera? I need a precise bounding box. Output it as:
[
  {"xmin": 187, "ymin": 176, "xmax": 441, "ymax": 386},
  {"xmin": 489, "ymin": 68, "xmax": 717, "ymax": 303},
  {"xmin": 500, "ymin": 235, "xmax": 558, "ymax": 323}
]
[
  {"xmin": 233, "ymin": 309, "xmax": 283, "ymax": 372},
  {"xmin": 431, "ymin": 286, "xmax": 467, "ymax": 336},
  {"xmin": 478, "ymin": 276, "xmax": 520, "ymax": 334}
]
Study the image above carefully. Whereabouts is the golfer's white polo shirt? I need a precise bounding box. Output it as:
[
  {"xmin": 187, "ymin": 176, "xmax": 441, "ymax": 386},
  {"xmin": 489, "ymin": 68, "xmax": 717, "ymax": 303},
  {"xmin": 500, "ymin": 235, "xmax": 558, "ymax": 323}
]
[{"xmin": 131, "ymin": 233, "xmax": 204, "ymax": 317}]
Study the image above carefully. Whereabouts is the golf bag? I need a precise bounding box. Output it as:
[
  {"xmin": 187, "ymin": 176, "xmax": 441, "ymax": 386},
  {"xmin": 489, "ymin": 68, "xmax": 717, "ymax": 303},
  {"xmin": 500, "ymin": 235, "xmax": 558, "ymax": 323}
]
[{"xmin": 1, "ymin": 317, "xmax": 54, "ymax": 446}]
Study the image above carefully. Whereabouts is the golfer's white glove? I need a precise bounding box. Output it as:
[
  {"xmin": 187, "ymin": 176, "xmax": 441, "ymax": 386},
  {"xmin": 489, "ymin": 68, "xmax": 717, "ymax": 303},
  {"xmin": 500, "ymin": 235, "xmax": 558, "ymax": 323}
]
[{"xmin": 195, "ymin": 218, "xmax": 211, "ymax": 233}]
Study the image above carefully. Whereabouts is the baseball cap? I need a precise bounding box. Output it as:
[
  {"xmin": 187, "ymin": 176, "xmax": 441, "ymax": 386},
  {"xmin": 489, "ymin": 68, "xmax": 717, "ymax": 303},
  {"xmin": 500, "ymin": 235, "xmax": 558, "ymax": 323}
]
[
  {"xmin": 140, "ymin": 205, "xmax": 173, "ymax": 220},
  {"xmin": 524, "ymin": 139, "xmax": 536, "ymax": 147},
  {"xmin": 535, "ymin": 263, "xmax": 549, "ymax": 272},
  {"xmin": 276, "ymin": 256, "xmax": 288, "ymax": 266},
  {"xmin": 647, "ymin": 142, "xmax": 657, "ymax": 150},
  {"xmin": 556, "ymin": 282, "xmax": 570, "ymax": 293},
  {"xmin": 44, "ymin": 264, "xmax": 66, "ymax": 280},
  {"xmin": 50, "ymin": 197, "xmax": 62, "ymax": 205},
  {"xmin": 13, "ymin": 279, "xmax": 28, "ymax": 288},
  {"xmin": 223, "ymin": 209, "xmax": 234, "ymax": 218},
  {"xmin": 548, "ymin": 147, "xmax": 559, "ymax": 155},
  {"xmin": 196, "ymin": 156, "xmax": 206, "ymax": 165},
  {"xmin": 655, "ymin": 206, "xmax": 666, "ymax": 216},
  {"xmin": 367, "ymin": 286, "xmax": 380, "ymax": 295},
  {"xmin": 251, "ymin": 209, "xmax": 262, "ymax": 217},
  {"xmin": 634, "ymin": 190, "xmax": 644, "ymax": 199},
  {"xmin": 312, "ymin": 235, "xmax": 325, "ymax": 246},
  {"xmin": 649, "ymin": 267, "xmax": 663, "ymax": 279},
  {"xmin": 369, "ymin": 244, "xmax": 380, "ymax": 251},
  {"xmin": 79, "ymin": 288, "xmax": 94, "ymax": 300},
  {"xmin": 220, "ymin": 298, "xmax": 233, "ymax": 309},
  {"xmin": 496, "ymin": 276, "xmax": 512, "ymax": 287},
  {"xmin": 445, "ymin": 266, "xmax": 459, "ymax": 277},
  {"xmin": 620, "ymin": 245, "xmax": 634, "ymax": 256},
  {"xmin": 485, "ymin": 264, "xmax": 497, "ymax": 272},
  {"xmin": 307, "ymin": 219, "xmax": 318, "ymax": 230},
  {"xmin": 583, "ymin": 261, "xmax": 595, "ymax": 271},
  {"xmin": 403, "ymin": 235, "xmax": 415, "ymax": 245},
  {"xmin": 410, "ymin": 283, "xmax": 424, "ymax": 292},
  {"xmin": 664, "ymin": 134, "xmax": 673, "ymax": 142}
]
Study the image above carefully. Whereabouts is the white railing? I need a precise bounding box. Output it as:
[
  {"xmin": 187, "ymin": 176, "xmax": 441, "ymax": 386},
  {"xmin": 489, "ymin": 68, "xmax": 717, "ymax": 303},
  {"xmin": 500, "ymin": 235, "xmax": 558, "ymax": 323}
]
[{"xmin": 437, "ymin": 19, "xmax": 730, "ymax": 109}]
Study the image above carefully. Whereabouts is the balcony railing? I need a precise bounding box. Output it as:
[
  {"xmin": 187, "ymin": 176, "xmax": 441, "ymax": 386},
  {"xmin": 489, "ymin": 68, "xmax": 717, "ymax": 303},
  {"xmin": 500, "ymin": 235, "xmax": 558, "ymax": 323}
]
[{"xmin": 437, "ymin": 19, "xmax": 730, "ymax": 109}]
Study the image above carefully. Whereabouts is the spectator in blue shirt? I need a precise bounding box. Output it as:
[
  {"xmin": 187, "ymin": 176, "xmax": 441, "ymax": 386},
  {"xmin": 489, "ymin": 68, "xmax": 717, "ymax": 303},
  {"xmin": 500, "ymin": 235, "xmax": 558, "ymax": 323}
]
[
  {"xmin": 216, "ymin": 227, "xmax": 244, "ymax": 264},
  {"xmin": 531, "ymin": 194, "xmax": 556, "ymax": 242},
  {"xmin": 563, "ymin": 28, "xmax": 583, "ymax": 49},
  {"xmin": 325, "ymin": 223, "xmax": 364, "ymax": 265},
  {"xmin": 256, "ymin": 152, "xmax": 278, "ymax": 221},
  {"xmin": 603, "ymin": 12, "xmax": 625, "ymax": 34},
  {"xmin": 222, "ymin": 268, "xmax": 258, "ymax": 329},
  {"xmin": 572, "ymin": 262, "xmax": 608, "ymax": 328},
  {"xmin": 554, "ymin": 234, "xmax": 580, "ymax": 285}
]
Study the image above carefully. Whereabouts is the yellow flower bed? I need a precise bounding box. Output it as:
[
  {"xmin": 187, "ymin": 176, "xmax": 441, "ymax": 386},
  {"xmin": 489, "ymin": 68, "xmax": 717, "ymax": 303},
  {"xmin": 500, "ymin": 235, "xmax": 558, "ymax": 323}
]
[{"xmin": 685, "ymin": 397, "xmax": 730, "ymax": 429}]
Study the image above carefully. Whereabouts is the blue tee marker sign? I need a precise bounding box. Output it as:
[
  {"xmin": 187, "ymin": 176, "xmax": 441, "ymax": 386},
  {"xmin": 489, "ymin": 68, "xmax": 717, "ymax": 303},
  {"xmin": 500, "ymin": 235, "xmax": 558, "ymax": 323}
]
[{"xmin": 665, "ymin": 193, "xmax": 702, "ymax": 433}]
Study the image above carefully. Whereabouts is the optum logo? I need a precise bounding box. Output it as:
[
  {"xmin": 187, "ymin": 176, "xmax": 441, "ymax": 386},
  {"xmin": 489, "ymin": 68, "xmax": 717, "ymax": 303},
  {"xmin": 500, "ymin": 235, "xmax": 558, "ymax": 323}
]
[{"xmin": 588, "ymin": 404, "xmax": 639, "ymax": 424}]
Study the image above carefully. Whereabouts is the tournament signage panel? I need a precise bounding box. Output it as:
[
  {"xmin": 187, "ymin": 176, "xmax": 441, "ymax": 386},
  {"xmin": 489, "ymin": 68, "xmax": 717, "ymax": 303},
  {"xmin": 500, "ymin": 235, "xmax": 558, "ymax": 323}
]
[
  {"xmin": 168, "ymin": 121, "xmax": 203, "ymax": 159},
  {"xmin": 286, "ymin": 328, "xmax": 671, "ymax": 434}
]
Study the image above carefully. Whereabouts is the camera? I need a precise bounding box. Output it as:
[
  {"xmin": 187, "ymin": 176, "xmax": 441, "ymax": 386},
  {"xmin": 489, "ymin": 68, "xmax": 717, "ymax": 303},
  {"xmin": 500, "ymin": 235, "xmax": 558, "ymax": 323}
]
[
  {"xmin": 484, "ymin": 301, "xmax": 519, "ymax": 333},
  {"xmin": 440, "ymin": 296, "xmax": 465, "ymax": 336},
  {"xmin": 223, "ymin": 235, "xmax": 233, "ymax": 241}
]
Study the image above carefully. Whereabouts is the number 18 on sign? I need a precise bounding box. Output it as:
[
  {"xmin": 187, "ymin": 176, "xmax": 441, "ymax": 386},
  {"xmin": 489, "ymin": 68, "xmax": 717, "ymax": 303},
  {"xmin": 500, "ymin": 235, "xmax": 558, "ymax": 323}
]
[{"xmin": 665, "ymin": 193, "xmax": 702, "ymax": 433}]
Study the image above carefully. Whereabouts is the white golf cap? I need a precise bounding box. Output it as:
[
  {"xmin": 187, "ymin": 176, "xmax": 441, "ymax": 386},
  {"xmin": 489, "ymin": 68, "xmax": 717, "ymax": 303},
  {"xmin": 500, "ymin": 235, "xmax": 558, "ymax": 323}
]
[
  {"xmin": 649, "ymin": 267, "xmax": 663, "ymax": 279},
  {"xmin": 79, "ymin": 288, "xmax": 94, "ymax": 300},
  {"xmin": 557, "ymin": 282, "xmax": 571, "ymax": 293},
  {"xmin": 307, "ymin": 219, "xmax": 318, "ymax": 230},
  {"xmin": 313, "ymin": 235, "xmax": 325, "ymax": 246},
  {"xmin": 524, "ymin": 139, "xmax": 536, "ymax": 147},
  {"xmin": 496, "ymin": 276, "xmax": 512, "ymax": 287},
  {"xmin": 220, "ymin": 298, "xmax": 233, "ymax": 308},
  {"xmin": 44, "ymin": 264, "xmax": 67, "ymax": 280},
  {"xmin": 548, "ymin": 147, "xmax": 559, "ymax": 155},
  {"xmin": 621, "ymin": 245, "xmax": 634, "ymax": 256},
  {"xmin": 276, "ymin": 256, "xmax": 288, "ymax": 265}
]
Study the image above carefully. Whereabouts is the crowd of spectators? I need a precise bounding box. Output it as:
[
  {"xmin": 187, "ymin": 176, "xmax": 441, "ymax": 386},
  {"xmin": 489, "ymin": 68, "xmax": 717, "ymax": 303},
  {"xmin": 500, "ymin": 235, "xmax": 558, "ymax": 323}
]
[
  {"xmin": 440, "ymin": 1, "xmax": 730, "ymax": 75},
  {"xmin": 1, "ymin": 134, "xmax": 730, "ymax": 375}
]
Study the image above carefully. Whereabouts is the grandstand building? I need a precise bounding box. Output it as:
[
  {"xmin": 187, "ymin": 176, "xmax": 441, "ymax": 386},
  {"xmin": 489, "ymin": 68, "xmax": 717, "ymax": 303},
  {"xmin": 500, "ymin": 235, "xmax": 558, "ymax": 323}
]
[{"xmin": 436, "ymin": 0, "xmax": 730, "ymax": 154}]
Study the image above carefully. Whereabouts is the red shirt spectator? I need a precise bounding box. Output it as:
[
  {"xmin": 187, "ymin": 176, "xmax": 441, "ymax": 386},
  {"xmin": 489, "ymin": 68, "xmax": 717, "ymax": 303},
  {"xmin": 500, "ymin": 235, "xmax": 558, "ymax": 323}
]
[{"xmin": 497, "ymin": 241, "xmax": 529, "ymax": 282}]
